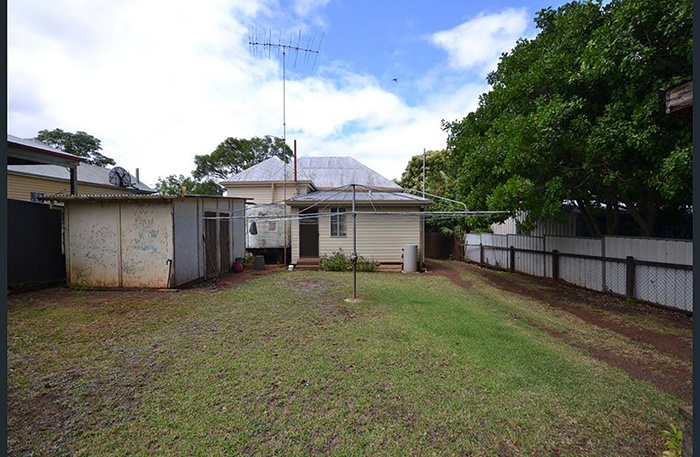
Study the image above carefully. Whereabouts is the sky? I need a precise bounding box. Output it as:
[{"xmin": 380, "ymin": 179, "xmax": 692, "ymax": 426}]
[{"xmin": 8, "ymin": 0, "xmax": 569, "ymax": 189}]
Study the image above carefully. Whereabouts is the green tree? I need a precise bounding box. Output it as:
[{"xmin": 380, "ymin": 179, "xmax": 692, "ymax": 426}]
[
  {"xmin": 399, "ymin": 149, "xmax": 452, "ymax": 196},
  {"xmin": 398, "ymin": 149, "xmax": 492, "ymax": 232},
  {"xmin": 193, "ymin": 135, "xmax": 293, "ymax": 181},
  {"xmin": 36, "ymin": 128, "xmax": 116, "ymax": 167},
  {"xmin": 444, "ymin": 0, "xmax": 692, "ymax": 237},
  {"xmin": 155, "ymin": 174, "xmax": 224, "ymax": 196}
]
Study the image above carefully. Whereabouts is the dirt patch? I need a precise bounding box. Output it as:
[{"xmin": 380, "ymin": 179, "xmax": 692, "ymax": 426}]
[
  {"xmin": 187, "ymin": 265, "xmax": 284, "ymax": 291},
  {"xmin": 428, "ymin": 260, "xmax": 692, "ymax": 402},
  {"xmin": 426, "ymin": 261, "xmax": 475, "ymax": 290}
]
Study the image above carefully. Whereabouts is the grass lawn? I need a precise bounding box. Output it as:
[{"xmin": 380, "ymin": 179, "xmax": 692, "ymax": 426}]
[{"xmin": 7, "ymin": 265, "xmax": 687, "ymax": 456}]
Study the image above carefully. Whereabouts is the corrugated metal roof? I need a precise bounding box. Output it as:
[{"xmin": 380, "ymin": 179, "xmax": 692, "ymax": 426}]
[
  {"xmin": 223, "ymin": 156, "xmax": 402, "ymax": 190},
  {"xmin": 7, "ymin": 134, "xmax": 83, "ymax": 159},
  {"xmin": 287, "ymin": 190, "xmax": 431, "ymax": 206},
  {"xmin": 8, "ymin": 162, "xmax": 155, "ymax": 193},
  {"xmin": 45, "ymin": 194, "xmax": 249, "ymax": 202}
]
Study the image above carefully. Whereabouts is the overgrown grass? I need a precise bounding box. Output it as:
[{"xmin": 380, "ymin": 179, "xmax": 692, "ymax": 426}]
[{"xmin": 8, "ymin": 269, "xmax": 685, "ymax": 456}]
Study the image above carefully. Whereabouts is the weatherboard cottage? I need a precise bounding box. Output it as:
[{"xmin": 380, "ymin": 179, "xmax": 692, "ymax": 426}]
[{"xmin": 221, "ymin": 156, "xmax": 431, "ymax": 268}]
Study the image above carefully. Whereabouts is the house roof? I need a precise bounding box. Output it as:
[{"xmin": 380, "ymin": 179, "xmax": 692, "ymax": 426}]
[
  {"xmin": 222, "ymin": 156, "xmax": 402, "ymax": 191},
  {"xmin": 286, "ymin": 189, "xmax": 432, "ymax": 206},
  {"xmin": 8, "ymin": 162, "xmax": 155, "ymax": 193},
  {"xmin": 44, "ymin": 194, "xmax": 248, "ymax": 202},
  {"xmin": 7, "ymin": 134, "xmax": 84, "ymax": 167}
]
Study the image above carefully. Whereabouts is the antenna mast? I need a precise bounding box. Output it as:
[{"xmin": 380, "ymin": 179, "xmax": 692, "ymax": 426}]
[
  {"xmin": 248, "ymin": 29, "xmax": 324, "ymax": 143},
  {"xmin": 248, "ymin": 29, "xmax": 324, "ymax": 267}
]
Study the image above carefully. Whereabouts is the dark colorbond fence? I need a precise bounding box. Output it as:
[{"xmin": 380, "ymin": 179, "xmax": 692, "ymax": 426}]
[{"xmin": 8, "ymin": 199, "xmax": 66, "ymax": 289}]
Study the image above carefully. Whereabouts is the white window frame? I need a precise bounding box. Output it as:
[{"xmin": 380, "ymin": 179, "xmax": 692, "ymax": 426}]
[{"xmin": 330, "ymin": 207, "xmax": 347, "ymax": 237}]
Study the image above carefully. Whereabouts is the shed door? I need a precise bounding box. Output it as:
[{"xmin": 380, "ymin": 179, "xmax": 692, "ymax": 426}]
[
  {"xmin": 299, "ymin": 208, "xmax": 319, "ymax": 257},
  {"xmin": 219, "ymin": 212, "xmax": 231, "ymax": 272},
  {"xmin": 204, "ymin": 211, "xmax": 218, "ymax": 278}
]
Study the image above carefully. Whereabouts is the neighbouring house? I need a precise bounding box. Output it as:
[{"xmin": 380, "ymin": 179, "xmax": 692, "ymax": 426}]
[
  {"xmin": 221, "ymin": 156, "xmax": 432, "ymax": 268},
  {"xmin": 491, "ymin": 209, "xmax": 581, "ymax": 237},
  {"xmin": 8, "ymin": 159, "xmax": 154, "ymax": 202},
  {"xmin": 7, "ymin": 134, "xmax": 155, "ymax": 289},
  {"xmin": 7, "ymin": 134, "xmax": 84, "ymax": 289},
  {"xmin": 45, "ymin": 194, "xmax": 247, "ymax": 288}
]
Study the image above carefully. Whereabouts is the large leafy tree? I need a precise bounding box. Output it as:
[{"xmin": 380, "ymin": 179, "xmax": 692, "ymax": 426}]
[
  {"xmin": 155, "ymin": 174, "xmax": 224, "ymax": 196},
  {"xmin": 399, "ymin": 149, "xmax": 454, "ymax": 197},
  {"xmin": 399, "ymin": 149, "xmax": 493, "ymax": 232},
  {"xmin": 193, "ymin": 135, "xmax": 293, "ymax": 181},
  {"xmin": 36, "ymin": 128, "xmax": 116, "ymax": 167},
  {"xmin": 444, "ymin": 0, "xmax": 692, "ymax": 237}
]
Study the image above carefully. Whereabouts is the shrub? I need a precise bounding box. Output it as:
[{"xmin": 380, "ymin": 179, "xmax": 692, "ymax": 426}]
[{"xmin": 319, "ymin": 248, "xmax": 377, "ymax": 272}]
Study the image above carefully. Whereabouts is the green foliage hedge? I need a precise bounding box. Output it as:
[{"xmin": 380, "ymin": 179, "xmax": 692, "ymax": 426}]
[{"xmin": 319, "ymin": 248, "xmax": 377, "ymax": 272}]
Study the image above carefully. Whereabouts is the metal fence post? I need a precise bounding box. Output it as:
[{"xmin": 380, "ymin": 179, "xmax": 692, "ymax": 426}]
[
  {"xmin": 626, "ymin": 256, "xmax": 635, "ymax": 299},
  {"xmin": 510, "ymin": 246, "xmax": 515, "ymax": 273},
  {"xmin": 552, "ymin": 250, "xmax": 559, "ymax": 280},
  {"xmin": 479, "ymin": 243, "xmax": 484, "ymax": 266}
]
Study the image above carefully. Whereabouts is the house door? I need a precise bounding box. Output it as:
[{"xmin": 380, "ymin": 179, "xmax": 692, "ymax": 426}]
[{"xmin": 299, "ymin": 208, "xmax": 319, "ymax": 257}]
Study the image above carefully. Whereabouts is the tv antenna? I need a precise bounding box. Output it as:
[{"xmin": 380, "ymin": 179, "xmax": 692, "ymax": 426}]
[
  {"xmin": 248, "ymin": 28, "xmax": 324, "ymax": 267},
  {"xmin": 248, "ymin": 29, "xmax": 324, "ymax": 143}
]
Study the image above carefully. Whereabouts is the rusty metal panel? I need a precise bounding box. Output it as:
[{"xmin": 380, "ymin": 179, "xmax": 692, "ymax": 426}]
[
  {"xmin": 66, "ymin": 201, "xmax": 121, "ymax": 287},
  {"xmin": 119, "ymin": 201, "xmax": 173, "ymax": 288}
]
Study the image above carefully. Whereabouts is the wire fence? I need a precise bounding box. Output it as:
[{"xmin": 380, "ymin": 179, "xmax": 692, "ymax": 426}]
[{"xmin": 465, "ymin": 234, "xmax": 693, "ymax": 313}]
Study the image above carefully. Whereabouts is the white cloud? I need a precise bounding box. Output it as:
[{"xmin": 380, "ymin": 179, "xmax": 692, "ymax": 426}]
[
  {"xmin": 8, "ymin": 0, "xmax": 495, "ymax": 188},
  {"xmin": 431, "ymin": 8, "xmax": 530, "ymax": 75},
  {"xmin": 293, "ymin": 0, "xmax": 330, "ymax": 18}
]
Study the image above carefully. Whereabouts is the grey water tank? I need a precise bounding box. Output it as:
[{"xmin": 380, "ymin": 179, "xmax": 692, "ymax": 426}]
[{"xmin": 403, "ymin": 244, "xmax": 418, "ymax": 273}]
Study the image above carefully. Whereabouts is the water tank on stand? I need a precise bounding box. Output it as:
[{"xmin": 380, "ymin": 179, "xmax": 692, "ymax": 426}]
[{"xmin": 403, "ymin": 244, "xmax": 418, "ymax": 273}]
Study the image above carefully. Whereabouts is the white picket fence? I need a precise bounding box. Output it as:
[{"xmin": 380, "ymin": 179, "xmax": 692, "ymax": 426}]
[{"xmin": 465, "ymin": 234, "xmax": 693, "ymax": 313}]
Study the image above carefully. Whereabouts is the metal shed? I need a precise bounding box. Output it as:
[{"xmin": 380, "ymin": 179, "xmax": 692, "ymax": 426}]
[{"xmin": 48, "ymin": 194, "xmax": 246, "ymax": 288}]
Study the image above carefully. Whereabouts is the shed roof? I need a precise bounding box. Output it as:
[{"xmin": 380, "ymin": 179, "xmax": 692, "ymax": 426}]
[
  {"xmin": 286, "ymin": 189, "xmax": 431, "ymax": 206},
  {"xmin": 44, "ymin": 194, "xmax": 249, "ymax": 202},
  {"xmin": 222, "ymin": 156, "xmax": 402, "ymax": 190},
  {"xmin": 8, "ymin": 162, "xmax": 155, "ymax": 193}
]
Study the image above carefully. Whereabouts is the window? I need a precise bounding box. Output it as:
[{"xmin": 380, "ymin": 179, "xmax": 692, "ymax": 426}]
[
  {"xmin": 30, "ymin": 192, "xmax": 46, "ymax": 203},
  {"xmin": 330, "ymin": 208, "xmax": 347, "ymax": 237}
]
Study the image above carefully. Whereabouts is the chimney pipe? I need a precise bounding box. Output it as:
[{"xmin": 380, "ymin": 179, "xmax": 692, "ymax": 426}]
[
  {"xmin": 294, "ymin": 139, "xmax": 297, "ymax": 182},
  {"xmin": 135, "ymin": 168, "xmax": 140, "ymax": 184}
]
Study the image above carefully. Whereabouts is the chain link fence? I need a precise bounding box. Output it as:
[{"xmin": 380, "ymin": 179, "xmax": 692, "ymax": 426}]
[{"xmin": 465, "ymin": 234, "xmax": 693, "ymax": 313}]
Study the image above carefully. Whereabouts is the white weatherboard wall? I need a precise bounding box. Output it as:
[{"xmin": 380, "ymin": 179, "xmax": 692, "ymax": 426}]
[
  {"xmin": 318, "ymin": 207, "xmax": 421, "ymax": 264},
  {"xmin": 291, "ymin": 206, "xmax": 423, "ymax": 264}
]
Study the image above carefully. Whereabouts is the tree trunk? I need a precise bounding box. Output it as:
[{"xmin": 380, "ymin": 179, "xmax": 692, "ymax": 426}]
[
  {"xmin": 605, "ymin": 203, "xmax": 620, "ymax": 235},
  {"xmin": 620, "ymin": 196, "xmax": 655, "ymax": 237},
  {"xmin": 576, "ymin": 200, "xmax": 602, "ymax": 237}
]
